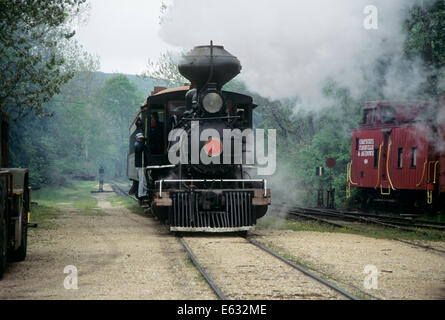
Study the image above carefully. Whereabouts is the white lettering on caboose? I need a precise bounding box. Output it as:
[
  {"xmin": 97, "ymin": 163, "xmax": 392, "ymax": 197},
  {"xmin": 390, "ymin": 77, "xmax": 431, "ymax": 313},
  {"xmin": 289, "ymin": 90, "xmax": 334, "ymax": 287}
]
[{"xmin": 358, "ymin": 139, "xmax": 375, "ymax": 157}]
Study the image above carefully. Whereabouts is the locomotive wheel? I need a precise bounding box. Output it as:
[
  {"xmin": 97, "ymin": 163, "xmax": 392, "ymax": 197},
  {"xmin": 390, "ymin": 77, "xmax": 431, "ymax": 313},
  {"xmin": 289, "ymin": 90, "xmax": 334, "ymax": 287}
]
[
  {"xmin": 9, "ymin": 195, "xmax": 27, "ymax": 262},
  {"xmin": 0, "ymin": 205, "xmax": 7, "ymax": 278}
]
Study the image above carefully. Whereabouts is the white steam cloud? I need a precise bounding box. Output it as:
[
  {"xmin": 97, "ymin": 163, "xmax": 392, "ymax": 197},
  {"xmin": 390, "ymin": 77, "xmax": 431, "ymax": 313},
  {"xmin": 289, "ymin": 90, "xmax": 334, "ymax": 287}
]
[{"xmin": 159, "ymin": 0, "xmax": 431, "ymax": 107}]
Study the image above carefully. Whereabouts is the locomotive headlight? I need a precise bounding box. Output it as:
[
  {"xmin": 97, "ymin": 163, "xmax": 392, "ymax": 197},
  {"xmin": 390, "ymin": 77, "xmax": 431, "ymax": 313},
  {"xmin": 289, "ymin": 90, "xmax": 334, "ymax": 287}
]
[{"xmin": 202, "ymin": 92, "xmax": 223, "ymax": 114}]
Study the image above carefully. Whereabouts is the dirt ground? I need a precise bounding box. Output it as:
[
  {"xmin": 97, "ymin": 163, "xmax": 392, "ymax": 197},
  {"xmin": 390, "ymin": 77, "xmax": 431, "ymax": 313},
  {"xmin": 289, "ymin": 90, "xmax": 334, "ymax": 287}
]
[
  {"xmin": 0, "ymin": 184, "xmax": 215, "ymax": 300},
  {"xmin": 1, "ymin": 183, "xmax": 444, "ymax": 300},
  {"xmin": 254, "ymin": 229, "xmax": 445, "ymax": 300}
]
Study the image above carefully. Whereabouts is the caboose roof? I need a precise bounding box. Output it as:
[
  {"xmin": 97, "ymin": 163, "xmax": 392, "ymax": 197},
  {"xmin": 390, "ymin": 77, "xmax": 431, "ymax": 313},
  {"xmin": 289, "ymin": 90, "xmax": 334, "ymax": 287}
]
[{"xmin": 364, "ymin": 101, "xmax": 435, "ymax": 108}]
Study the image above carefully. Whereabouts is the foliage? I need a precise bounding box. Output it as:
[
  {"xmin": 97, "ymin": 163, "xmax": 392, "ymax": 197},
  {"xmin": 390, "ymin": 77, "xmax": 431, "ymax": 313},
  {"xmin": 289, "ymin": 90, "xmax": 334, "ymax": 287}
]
[
  {"xmin": 404, "ymin": 0, "xmax": 445, "ymax": 95},
  {"xmin": 96, "ymin": 75, "xmax": 145, "ymax": 176},
  {"xmin": 10, "ymin": 73, "xmax": 147, "ymax": 187},
  {"xmin": 140, "ymin": 51, "xmax": 187, "ymax": 87},
  {"xmin": 0, "ymin": 0, "xmax": 89, "ymax": 120},
  {"xmin": 9, "ymin": 0, "xmax": 445, "ymax": 207}
]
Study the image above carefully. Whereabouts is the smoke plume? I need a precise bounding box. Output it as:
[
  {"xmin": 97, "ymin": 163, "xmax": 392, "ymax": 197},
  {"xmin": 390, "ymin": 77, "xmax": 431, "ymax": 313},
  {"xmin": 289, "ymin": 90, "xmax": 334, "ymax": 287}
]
[{"xmin": 158, "ymin": 0, "xmax": 434, "ymax": 108}]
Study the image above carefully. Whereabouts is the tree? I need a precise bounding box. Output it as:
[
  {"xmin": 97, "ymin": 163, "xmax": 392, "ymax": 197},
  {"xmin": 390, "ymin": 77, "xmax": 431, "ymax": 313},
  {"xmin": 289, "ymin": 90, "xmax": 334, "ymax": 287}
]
[
  {"xmin": 140, "ymin": 51, "xmax": 187, "ymax": 87},
  {"xmin": 0, "ymin": 0, "xmax": 88, "ymax": 120},
  {"xmin": 404, "ymin": 0, "xmax": 445, "ymax": 96},
  {"xmin": 97, "ymin": 75, "xmax": 145, "ymax": 176}
]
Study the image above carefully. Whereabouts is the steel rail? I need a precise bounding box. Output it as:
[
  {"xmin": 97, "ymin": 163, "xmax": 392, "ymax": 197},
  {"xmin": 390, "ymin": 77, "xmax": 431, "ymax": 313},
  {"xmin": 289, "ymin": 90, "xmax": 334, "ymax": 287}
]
[
  {"xmin": 287, "ymin": 211, "xmax": 347, "ymax": 228},
  {"xmin": 111, "ymin": 183, "xmax": 227, "ymax": 299},
  {"xmin": 109, "ymin": 187, "xmax": 369, "ymax": 298},
  {"xmin": 276, "ymin": 203, "xmax": 445, "ymax": 228},
  {"xmin": 393, "ymin": 238, "xmax": 445, "ymax": 255},
  {"xmin": 245, "ymin": 237, "xmax": 361, "ymax": 300},
  {"xmin": 287, "ymin": 205, "xmax": 443, "ymax": 232},
  {"xmin": 111, "ymin": 182, "xmax": 138, "ymax": 202},
  {"xmin": 317, "ymin": 208, "xmax": 445, "ymax": 230},
  {"xmin": 176, "ymin": 236, "xmax": 227, "ymax": 300},
  {"xmin": 280, "ymin": 205, "xmax": 445, "ymax": 255}
]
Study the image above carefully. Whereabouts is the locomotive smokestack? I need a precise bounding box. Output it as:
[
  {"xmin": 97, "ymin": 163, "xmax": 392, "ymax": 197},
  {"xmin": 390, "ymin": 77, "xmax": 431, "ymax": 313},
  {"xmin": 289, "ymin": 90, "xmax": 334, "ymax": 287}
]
[{"xmin": 178, "ymin": 42, "xmax": 242, "ymax": 90}]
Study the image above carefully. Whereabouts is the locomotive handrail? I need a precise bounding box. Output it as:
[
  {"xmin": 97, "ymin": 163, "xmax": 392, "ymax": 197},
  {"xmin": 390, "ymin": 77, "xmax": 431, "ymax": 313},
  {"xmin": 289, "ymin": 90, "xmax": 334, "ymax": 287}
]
[
  {"xmin": 416, "ymin": 160, "xmax": 427, "ymax": 187},
  {"xmin": 156, "ymin": 179, "xmax": 267, "ymax": 198}
]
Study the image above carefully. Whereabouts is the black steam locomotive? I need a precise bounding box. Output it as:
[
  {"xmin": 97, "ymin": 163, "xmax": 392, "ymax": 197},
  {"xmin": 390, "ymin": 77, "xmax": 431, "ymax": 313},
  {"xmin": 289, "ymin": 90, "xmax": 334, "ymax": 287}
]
[{"xmin": 127, "ymin": 43, "xmax": 270, "ymax": 232}]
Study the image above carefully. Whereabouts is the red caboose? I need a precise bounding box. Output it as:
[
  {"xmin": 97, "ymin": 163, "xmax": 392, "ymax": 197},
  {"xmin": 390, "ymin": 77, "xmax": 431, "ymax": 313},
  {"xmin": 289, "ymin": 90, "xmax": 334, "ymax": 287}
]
[{"xmin": 347, "ymin": 97, "xmax": 445, "ymax": 210}]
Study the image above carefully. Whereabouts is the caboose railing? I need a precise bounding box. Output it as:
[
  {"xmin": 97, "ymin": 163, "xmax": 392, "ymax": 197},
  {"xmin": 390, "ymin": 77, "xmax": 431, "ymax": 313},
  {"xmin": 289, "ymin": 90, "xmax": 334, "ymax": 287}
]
[
  {"xmin": 385, "ymin": 139, "xmax": 396, "ymax": 191},
  {"xmin": 374, "ymin": 142, "xmax": 383, "ymax": 189},
  {"xmin": 416, "ymin": 160, "xmax": 427, "ymax": 187}
]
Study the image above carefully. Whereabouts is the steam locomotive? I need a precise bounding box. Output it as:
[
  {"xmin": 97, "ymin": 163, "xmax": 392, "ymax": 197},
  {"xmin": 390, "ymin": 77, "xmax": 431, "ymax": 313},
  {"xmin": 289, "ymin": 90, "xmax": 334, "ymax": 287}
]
[
  {"xmin": 127, "ymin": 44, "xmax": 271, "ymax": 232},
  {"xmin": 346, "ymin": 97, "xmax": 445, "ymax": 211}
]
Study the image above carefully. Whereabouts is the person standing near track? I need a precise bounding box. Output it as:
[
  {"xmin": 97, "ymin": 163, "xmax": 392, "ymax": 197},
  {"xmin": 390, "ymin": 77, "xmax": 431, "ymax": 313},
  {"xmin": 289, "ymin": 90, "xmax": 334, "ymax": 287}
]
[
  {"xmin": 134, "ymin": 132, "xmax": 148, "ymax": 199},
  {"xmin": 98, "ymin": 165, "xmax": 104, "ymax": 192}
]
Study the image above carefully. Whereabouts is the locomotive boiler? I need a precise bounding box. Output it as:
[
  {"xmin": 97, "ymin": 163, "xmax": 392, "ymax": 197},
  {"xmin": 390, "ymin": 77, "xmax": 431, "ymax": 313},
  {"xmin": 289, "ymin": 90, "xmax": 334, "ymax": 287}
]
[
  {"xmin": 127, "ymin": 43, "xmax": 271, "ymax": 232},
  {"xmin": 346, "ymin": 97, "xmax": 445, "ymax": 211}
]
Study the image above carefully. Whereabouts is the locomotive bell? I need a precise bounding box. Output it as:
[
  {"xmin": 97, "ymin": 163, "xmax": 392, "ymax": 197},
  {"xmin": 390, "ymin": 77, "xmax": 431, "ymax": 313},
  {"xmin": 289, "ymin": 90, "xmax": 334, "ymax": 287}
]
[{"xmin": 178, "ymin": 43, "xmax": 242, "ymax": 90}]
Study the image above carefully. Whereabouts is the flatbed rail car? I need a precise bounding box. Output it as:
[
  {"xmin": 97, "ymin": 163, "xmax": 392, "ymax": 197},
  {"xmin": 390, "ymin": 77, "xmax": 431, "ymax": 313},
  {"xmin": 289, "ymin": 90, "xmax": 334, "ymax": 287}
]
[
  {"xmin": 127, "ymin": 44, "xmax": 271, "ymax": 232},
  {"xmin": 346, "ymin": 97, "xmax": 445, "ymax": 210},
  {"xmin": 1, "ymin": 118, "xmax": 31, "ymax": 278}
]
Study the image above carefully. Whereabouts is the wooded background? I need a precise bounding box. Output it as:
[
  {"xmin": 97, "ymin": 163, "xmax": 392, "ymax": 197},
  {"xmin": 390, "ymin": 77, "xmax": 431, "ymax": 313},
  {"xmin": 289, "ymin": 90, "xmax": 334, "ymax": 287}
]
[{"xmin": 3, "ymin": 0, "xmax": 444, "ymax": 207}]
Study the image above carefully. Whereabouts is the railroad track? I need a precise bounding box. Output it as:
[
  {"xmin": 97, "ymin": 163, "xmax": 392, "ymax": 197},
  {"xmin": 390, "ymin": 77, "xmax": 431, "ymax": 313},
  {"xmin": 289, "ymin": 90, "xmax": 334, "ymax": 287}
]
[
  {"xmin": 109, "ymin": 185, "xmax": 444, "ymax": 294},
  {"xmin": 275, "ymin": 204, "xmax": 445, "ymax": 255},
  {"xmin": 275, "ymin": 204, "xmax": 445, "ymax": 231},
  {"xmin": 177, "ymin": 234, "xmax": 362, "ymax": 300},
  {"xmin": 111, "ymin": 182, "xmax": 138, "ymax": 201},
  {"xmin": 109, "ymin": 182, "xmax": 364, "ymax": 300}
]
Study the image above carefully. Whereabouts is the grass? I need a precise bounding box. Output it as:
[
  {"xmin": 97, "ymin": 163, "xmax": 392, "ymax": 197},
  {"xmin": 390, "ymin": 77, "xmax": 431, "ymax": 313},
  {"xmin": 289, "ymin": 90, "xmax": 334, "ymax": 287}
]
[
  {"xmin": 30, "ymin": 205, "xmax": 61, "ymax": 230},
  {"xmin": 30, "ymin": 180, "xmax": 108, "ymax": 228},
  {"xmin": 257, "ymin": 215, "xmax": 445, "ymax": 242},
  {"xmin": 107, "ymin": 194, "xmax": 146, "ymax": 216}
]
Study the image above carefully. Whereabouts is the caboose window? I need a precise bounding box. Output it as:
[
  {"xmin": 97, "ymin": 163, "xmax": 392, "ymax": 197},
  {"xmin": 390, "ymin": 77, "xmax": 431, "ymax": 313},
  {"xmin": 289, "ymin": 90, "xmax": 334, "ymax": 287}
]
[
  {"xmin": 362, "ymin": 110, "xmax": 370, "ymax": 124},
  {"xmin": 355, "ymin": 137, "xmax": 359, "ymax": 151},
  {"xmin": 380, "ymin": 106, "xmax": 396, "ymax": 123},
  {"xmin": 397, "ymin": 148, "xmax": 403, "ymax": 168},
  {"xmin": 363, "ymin": 108, "xmax": 376, "ymax": 124},
  {"xmin": 370, "ymin": 109, "xmax": 376, "ymax": 123},
  {"xmin": 411, "ymin": 147, "xmax": 417, "ymax": 168}
]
